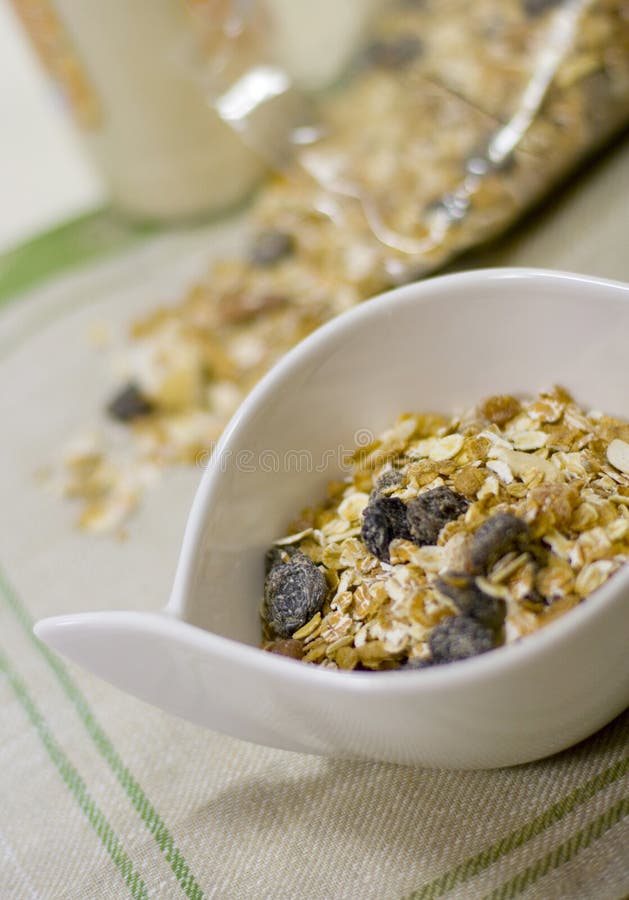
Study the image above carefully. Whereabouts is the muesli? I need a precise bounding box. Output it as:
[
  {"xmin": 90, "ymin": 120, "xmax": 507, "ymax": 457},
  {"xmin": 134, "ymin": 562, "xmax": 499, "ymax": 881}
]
[
  {"xmin": 61, "ymin": 0, "xmax": 629, "ymax": 533},
  {"xmin": 261, "ymin": 387, "xmax": 629, "ymax": 669}
]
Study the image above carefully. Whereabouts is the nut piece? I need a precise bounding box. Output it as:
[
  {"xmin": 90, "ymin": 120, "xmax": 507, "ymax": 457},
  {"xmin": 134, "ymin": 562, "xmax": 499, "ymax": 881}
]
[
  {"xmin": 470, "ymin": 513, "xmax": 530, "ymax": 573},
  {"xmin": 430, "ymin": 434, "xmax": 464, "ymax": 461},
  {"xmin": 606, "ymin": 439, "xmax": 629, "ymax": 476},
  {"xmin": 262, "ymin": 552, "xmax": 327, "ymax": 638}
]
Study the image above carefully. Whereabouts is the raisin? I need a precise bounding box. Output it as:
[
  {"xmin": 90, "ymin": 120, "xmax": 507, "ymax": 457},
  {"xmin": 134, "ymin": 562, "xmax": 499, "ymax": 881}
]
[
  {"xmin": 435, "ymin": 572, "xmax": 506, "ymax": 631},
  {"xmin": 361, "ymin": 496, "xmax": 411, "ymax": 562},
  {"xmin": 429, "ymin": 615, "xmax": 497, "ymax": 663},
  {"xmin": 365, "ymin": 35, "xmax": 423, "ymax": 69},
  {"xmin": 263, "ymin": 639, "xmax": 304, "ymax": 660},
  {"xmin": 262, "ymin": 552, "xmax": 327, "ymax": 638},
  {"xmin": 522, "ymin": 0, "xmax": 562, "ymax": 16},
  {"xmin": 265, "ymin": 545, "xmax": 300, "ymax": 576},
  {"xmin": 406, "ymin": 486, "xmax": 468, "ymax": 546},
  {"xmin": 470, "ymin": 513, "xmax": 530, "ymax": 573},
  {"xmin": 371, "ymin": 469, "xmax": 404, "ymax": 497},
  {"xmin": 107, "ymin": 383, "xmax": 153, "ymax": 422},
  {"xmin": 249, "ymin": 230, "xmax": 295, "ymax": 267}
]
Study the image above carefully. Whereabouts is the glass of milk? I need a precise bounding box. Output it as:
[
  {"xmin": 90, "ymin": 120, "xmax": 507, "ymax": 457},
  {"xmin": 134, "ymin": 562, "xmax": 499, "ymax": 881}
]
[{"xmin": 10, "ymin": 0, "xmax": 377, "ymax": 223}]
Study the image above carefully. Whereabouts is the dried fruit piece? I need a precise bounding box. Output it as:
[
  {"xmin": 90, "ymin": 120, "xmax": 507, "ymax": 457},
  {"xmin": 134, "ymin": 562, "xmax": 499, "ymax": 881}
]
[
  {"xmin": 406, "ymin": 487, "xmax": 468, "ymax": 547},
  {"xmin": 249, "ymin": 231, "xmax": 295, "ymax": 267},
  {"xmin": 522, "ymin": 0, "xmax": 563, "ymax": 17},
  {"xmin": 429, "ymin": 615, "xmax": 497, "ymax": 663},
  {"xmin": 260, "ymin": 387, "xmax": 629, "ymax": 672},
  {"xmin": 470, "ymin": 513, "xmax": 530, "ymax": 573},
  {"xmin": 365, "ymin": 35, "xmax": 422, "ymax": 69},
  {"xmin": 361, "ymin": 496, "xmax": 411, "ymax": 562},
  {"xmin": 262, "ymin": 552, "xmax": 327, "ymax": 638},
  {"xmin": 452, "ymin": 466, "xmax": 486, "ymax": 499},
  {"xmin": 435, "ymin": 572, "xmax": 506, "ymax": 630},
  {"xmin": 107, "ymin": 383, "xmax": 153, "ymax": 422},
  {"xmin": 265, "ymin": 545, "xmax": 296, "ymax": 575},
  {"xmin": 263, "ymin": 639, "xmax": 304, "ymax": 659},
  {"xmin": 372, "ymin": 469, "xmax": 404, "ymax": 496},
  {"xmin": 478, "ymin": 394, "xmax": 522, "ymax": 426}
]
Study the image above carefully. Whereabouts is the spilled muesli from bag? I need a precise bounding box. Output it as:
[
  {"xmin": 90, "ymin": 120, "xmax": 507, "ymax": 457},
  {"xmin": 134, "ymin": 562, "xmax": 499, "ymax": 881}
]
[
  {"xmin": 60, "ymin": 0, "xmax": 629, "ymax": 535},
  {"xmin": 261, "ymin": 387, "xmax": 629, "ymax": 670}
]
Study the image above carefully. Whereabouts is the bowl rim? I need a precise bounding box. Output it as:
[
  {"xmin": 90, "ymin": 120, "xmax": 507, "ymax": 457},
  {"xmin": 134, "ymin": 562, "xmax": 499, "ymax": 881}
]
[{"xmin": 169, "ymin": 266, "xmax": 629, "ymax": 695}]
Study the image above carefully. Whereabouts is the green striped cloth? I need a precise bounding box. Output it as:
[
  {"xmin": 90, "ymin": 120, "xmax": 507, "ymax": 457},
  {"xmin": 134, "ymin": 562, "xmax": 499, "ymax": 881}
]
[{"xmin": 1, "ymin": 137, "xmax": 629, "ymax": 900}]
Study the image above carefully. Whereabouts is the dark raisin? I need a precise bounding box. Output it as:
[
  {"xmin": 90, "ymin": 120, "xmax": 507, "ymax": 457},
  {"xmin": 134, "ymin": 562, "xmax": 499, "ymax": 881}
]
[
  {"xmin": 435, "ymin": 572, "xmax": 506, "ymax": 631},
  {"xmin": 429, "ymin": 616, "xmax": 497, "ymax": 663},
  {"xmin": 365, "ymin": 35, "xmax": 423, "ymax": 69},
  {"xmin": 249, "ymin": 230, "xmax": 295, "ymax": 267},
  {"xmin": 406, "ymin": 486, "xmax": 469, "ymax": 546},
  {"xmin": 371, "ymin": 469, "xmax": 404, "ymax": 497},
  {"xmin": 361, "ymin": 496, "xmax": 411, "ymax": 562},
  {"xmin": 262, "ymin": 552, "xmax": 327, "ymax": 638},
  {"xmin": 263, "ymin": 639, "xmax": 304, "ymax": 660},
  {"xmin": 522, "ymin": 0, "xmax": 562, "ymax": 16},
  {"xmin": 107, "ymin": 383, "xmax": 153, "ymax": 422},
  {"xmin": 470, "ymin": 513, "xmax": 530, "ymax": 573},
  {"xmin": 264, "ymin": 545, "xmax": 297, "ymax": 576}
]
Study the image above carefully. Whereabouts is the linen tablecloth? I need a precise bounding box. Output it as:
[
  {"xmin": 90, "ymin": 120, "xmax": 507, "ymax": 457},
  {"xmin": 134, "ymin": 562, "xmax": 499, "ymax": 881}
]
[{"xmin": 1, "ymin": 136, "xmax": 629, "ymax": 900}]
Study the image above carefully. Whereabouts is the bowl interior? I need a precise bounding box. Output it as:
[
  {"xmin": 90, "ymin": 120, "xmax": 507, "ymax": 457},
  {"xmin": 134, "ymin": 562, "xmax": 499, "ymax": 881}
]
[{"xmin": 170, "ymin": 269, "xmax": 629, "ymax": 644}]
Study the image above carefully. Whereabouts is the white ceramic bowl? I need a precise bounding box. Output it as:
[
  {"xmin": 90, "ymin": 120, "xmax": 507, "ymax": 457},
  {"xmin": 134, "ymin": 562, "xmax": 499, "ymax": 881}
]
[{"xmin": 37, "ymin": 269, "xmax": 629, "ymax": 768}]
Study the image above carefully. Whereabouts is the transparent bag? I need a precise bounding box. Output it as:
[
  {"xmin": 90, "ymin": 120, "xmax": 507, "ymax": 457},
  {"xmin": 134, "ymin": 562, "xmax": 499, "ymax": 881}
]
[
  {"xmin": 201, "ymin": 0, "xmax": 629, "ymax": 289},
  {"xmin": 65, "ymin": 0, "xmax": 629, "ymax": 531}
]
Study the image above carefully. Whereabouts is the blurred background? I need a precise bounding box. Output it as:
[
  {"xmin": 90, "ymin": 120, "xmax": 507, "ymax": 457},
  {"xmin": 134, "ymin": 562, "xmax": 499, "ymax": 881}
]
[
  {"xmin": 2, "ymin": 0, "xmax": 628, "ymax": 284},
  {"xmin": 2, "ymin": 0, "xmax": 629, "ymax": 533},
  {"xmin": 0, "ymin": 0, "xmax": 104, "ymax": 253}
]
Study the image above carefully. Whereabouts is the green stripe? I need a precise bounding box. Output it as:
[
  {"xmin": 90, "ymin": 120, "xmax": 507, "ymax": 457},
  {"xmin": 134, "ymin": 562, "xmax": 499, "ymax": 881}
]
[
  {"xmin": 0, "ymin": 648, "xmax": 149, "ymax": 900},
  {"xmin": 408, "ymin": 741, "xmax": 629, "ymax": 900},
  {"xmin": 0, "ymin": 569, "xmax": 205, "ymax": 900},
  {"xmin": 0, "ymin": 208, "xmax": 155, "ymax": 306},
  {"xmin": 486, "ymin": 794, "xmax": 629, "ymax": 900}
]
